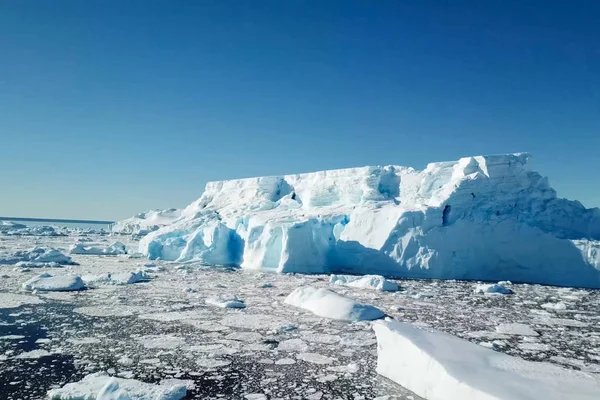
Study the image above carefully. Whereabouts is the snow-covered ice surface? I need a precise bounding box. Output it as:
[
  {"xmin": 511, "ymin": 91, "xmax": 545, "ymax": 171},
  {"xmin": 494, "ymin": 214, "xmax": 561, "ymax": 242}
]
[
  {"xmin": 1, "ymin": 233, "xmax": 600, "ymax": 399},
  {"xmin": 22, "ymin": 274, "xmax": 86, "ymax": 292},
  {"xmin": 138, "ymin": 153, "xmax": 600, "ymax": 288},
  {"xmin": 374, "ymin": 319, "xmax": 600, "ymax": 400}
]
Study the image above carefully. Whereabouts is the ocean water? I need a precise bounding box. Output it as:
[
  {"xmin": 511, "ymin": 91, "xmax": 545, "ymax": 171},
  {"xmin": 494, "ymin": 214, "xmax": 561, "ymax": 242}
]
[{"xmin": 1, "ymin": 218, "xmax": 112, "ymax": 231}]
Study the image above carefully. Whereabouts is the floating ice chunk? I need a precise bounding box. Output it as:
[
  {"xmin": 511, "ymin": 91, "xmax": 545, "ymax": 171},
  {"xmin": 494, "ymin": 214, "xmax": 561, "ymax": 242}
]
[
  {"xmin": 329, "ymin": 274, "xmax": 398, "ymax": 292},
  {"xmin": 82, "ymin": 270, "xmax": 151, "ymax": 287},
  {"xmin": 374, "ymin": 319, "xmax": 600, "ymax": 400},
  {"xmin": 541, "ymin": 302, "xmax": 567, "ymax": 311},
  {"xmin": 495, "ymin": 323, "xmax": 539, "ymax": 336},
  {"xmin": 284, "ymin": 286, "xmax": 384, "ymax": 321},
  {"xmin": 205, "ymin": 295, "xmax": 246, "ymax": 308},
  {"xmin": 22, "ymin": 274, "xmax": 85, "ymax": 292},
  {"xmin": 16, "ymin": 349, "xmax": 55, "ymax": 359},
  {"xmin": 473, "ymin": 283, "xmax": 514, "ymax": 295},
  {"xmin": 47, "ymin": 372, "xmax": 186, "ymax": 400},
  {"xmin": 69, "ymin": 241, "xmax": 128, "ymax": 256},
  {"xmin": 0, "ymin": 247, "xmax": 75, "ymax": 266}
]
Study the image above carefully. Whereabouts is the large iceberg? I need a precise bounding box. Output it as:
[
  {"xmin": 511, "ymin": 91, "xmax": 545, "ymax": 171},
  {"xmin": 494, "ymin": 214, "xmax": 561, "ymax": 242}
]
[
  {"xmin": 111, "ymin": 208, "xmax": 183, "ymax": 236},
  {"xmin": 139, "ymin": 154, "xmax": 600, "ymax": 288}
]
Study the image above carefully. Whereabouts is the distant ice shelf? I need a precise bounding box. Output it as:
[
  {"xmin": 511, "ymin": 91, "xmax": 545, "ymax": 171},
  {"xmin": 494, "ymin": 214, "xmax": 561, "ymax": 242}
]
[{"xmin": 130, "ymin": 153, "xmax": 600, "ymax": 288}]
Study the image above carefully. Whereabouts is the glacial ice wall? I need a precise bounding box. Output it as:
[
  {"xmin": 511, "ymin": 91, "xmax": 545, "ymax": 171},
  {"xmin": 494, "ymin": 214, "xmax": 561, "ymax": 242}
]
[{"xmin": 139, "ymin": 153, "xmax": 600, "ymax": 288}]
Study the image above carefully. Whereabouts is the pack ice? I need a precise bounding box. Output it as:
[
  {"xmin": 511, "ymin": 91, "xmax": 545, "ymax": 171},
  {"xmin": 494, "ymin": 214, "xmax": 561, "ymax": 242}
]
[{"xmin": 138, "ymin": 154, "xmax": 600, "ymax": 288}]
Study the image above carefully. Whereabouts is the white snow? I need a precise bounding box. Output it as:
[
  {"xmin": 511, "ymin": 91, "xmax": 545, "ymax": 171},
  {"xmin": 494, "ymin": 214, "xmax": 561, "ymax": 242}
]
[
  {"xmin": 136, "ymin": 153, "xmax": 600, "ymax": 288},
  {"xmin": 205, "ymin": 294, "xmax": 246, "ymax": 308},
  {"xmin": 329, "ymin": 274, "xmax": 399, "ymax": 292},
  {"xmin": 111, "ymin": 208, "xmax": 183, "ymax": 236},
  {"xmin": 47, "ymin": 372, "xmax": 186, "ymax": 400},
  {"xmin": 0, "ymin": 247, "xmax": 75, "ymax": 266},
  {"xmin": 373, "ymin": 319, "xmax": 600, "ymax": 400},
  {"xmin": 473, "ymin": 283, "xmax": 514, "ymax": 295},
  {"xmin": 69, "ymin": 241, "xmax": 128, "ymax": 255},
  {"xmin": 22, "ymin": 274, "xmax": 86, "ymax": 292},
  {"xmin": 0, "ymin": 292, "xmax": 44, "ymax": 308},
  {"xmin": 284, "ymin": 286, "xmax": 385, "ymax": 321}
]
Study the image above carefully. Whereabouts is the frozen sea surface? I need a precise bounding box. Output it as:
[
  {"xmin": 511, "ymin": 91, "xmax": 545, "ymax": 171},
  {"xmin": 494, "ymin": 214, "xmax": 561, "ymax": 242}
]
[{"xmin": 1, "ymin": 234, "xmax": 599, "ymax": 399}]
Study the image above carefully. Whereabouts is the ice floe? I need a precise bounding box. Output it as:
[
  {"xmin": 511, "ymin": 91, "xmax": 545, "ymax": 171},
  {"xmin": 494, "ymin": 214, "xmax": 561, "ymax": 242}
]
[
  {"xmin": 22, "ymin": 273, "xmax": 86, "ymax": 292},
  {"xmin": 47, "ymin": 372, "xmax": 187, "ymax": 400},
  {"xmin": 473, "ymin": 283, "xmax": 514, "ymax": 295}
]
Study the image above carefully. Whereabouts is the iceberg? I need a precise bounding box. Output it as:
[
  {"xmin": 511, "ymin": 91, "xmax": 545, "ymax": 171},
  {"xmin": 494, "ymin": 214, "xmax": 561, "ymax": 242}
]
[
  {"xmin": 111, "ymin": 208, "xmax": 183, "ymax": 236},
  {"xmin": 0, "ymin": 221, "xmax": 27, "ymax": 231},
  {"xmin": 139, "ymin": 154, "xmax": 600, "ymax": 288},
  {"xmin": 373, "ymin": 319, "xmax": 600, "ymax": 400}
]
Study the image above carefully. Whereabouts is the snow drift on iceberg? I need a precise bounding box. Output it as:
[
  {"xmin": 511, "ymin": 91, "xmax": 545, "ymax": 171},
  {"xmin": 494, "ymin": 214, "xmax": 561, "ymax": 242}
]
[{"xmin": 139, "ymin": 153, "xmax": 600, "ymax": 288}]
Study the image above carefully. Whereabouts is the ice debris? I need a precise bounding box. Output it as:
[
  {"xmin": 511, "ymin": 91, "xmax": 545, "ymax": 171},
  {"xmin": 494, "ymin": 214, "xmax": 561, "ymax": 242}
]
[
  {"xmin": 329, "ymin": 274, "xmax": 399, "ymax": 292},
  {"xmin": 284, "ymin": 286, "xmax": 385, "ymax": 321},
  {"xmin": 473, "ymin": 283, "xmax": 514, "ymax": 295},
  {"xmin": 69, "ymin": 241, "xmax": 128, "ymax": 255}
]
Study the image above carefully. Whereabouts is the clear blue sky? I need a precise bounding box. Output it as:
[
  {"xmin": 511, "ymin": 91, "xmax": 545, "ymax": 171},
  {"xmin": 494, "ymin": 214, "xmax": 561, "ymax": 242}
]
[{"xmin": 1, "ymin": 1, "xmax": 599, "ymax": 221}]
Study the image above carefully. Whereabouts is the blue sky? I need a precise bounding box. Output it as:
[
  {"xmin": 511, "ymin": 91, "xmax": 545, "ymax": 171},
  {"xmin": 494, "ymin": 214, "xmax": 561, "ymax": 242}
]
[{"xmin": 1, "ymin": 1, "xmax": 599, "ymax": 220}]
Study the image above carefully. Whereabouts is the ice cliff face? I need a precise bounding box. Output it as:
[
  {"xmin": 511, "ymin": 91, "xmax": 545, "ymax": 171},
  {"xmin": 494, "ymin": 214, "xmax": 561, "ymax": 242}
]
[{"xmin": 139, "ymin": 153, "xmax": 600, "ymax": 288}]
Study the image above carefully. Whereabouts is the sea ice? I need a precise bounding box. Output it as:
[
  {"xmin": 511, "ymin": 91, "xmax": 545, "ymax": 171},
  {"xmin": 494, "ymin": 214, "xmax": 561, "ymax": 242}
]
[
  {"xmin": 329, "ymin": 274, "xmax": 399, "ymax": 292},
  {"xmin": 374, "ymin": 319, "xmax": 600, "ymax": 400},
  {"xmin": 22, "ymin": 274, "xmax": 86, "ymax": 292},
  {"xmin": 284, "ymin": 286, "xmax": 385, "ymax": 321},
  {"xmin": 47, "ymin": 372, "xmax": 187, "ymax": 400}
]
